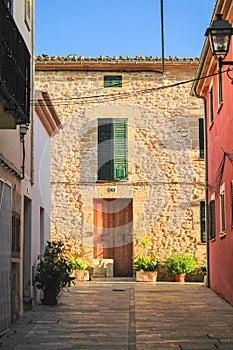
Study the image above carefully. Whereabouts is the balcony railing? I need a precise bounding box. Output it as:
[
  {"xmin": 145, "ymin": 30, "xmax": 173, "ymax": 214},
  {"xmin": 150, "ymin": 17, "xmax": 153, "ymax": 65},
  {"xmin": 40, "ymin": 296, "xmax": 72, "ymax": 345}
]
[{"xmin": 0, "ymin": 0, "xmax": 31, "ymax": 125}]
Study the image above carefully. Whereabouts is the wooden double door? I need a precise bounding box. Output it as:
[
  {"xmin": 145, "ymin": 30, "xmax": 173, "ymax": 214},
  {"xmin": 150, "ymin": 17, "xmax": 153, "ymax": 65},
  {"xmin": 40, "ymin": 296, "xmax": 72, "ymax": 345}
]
[{"xmin": 93, "ymin": 198, "xmax": 133, "ymax": 277}]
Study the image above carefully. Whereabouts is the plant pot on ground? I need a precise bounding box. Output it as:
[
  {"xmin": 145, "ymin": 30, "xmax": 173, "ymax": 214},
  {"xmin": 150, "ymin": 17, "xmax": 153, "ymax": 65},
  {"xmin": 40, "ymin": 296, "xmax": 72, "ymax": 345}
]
[
  {"xmin": 134, "ymin": 255, "xmax": 161, "ymax": 282},
  {"xmin": 166, "ymin": 253, "xmax": 196, "ymax": 283},
  {"xmin": 70, "ymin": 257, "xmax": 90, "ymax": 282},
  {"xmin": 200, "ymin": 263, "xmax": 208, "ymax": 286},
  {"xmin": 35, "ymin": 241, "xmax": 75, "ymax": 305}
]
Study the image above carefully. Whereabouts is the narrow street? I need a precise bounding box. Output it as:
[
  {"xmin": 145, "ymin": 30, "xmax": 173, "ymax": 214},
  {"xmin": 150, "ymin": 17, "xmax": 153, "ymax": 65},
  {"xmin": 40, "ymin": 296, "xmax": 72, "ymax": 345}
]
[{"xmin": 1, "ymin": 282, "xmax": 233, "ymax": 350}]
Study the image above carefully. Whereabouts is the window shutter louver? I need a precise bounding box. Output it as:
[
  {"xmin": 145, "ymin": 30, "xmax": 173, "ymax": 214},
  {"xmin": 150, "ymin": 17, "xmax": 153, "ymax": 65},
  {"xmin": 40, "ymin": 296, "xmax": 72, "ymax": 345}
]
[
  {"xmin": 199, "ymin": 118, "xmax": 204, "ymax": 159},
  {"xmin": 200, "ymin": 201, "xmax": 206, "ymax": 242},
  {"xmin": 220, "ymin": 192, "xmax": 226, "ymax": 232},
  {"xmin": 113, "ymin": 118, "xmax": 128, "ymax": 180},
  {"xmin": 209, "ymin": 199, "xmax": 216, "ymax": 240},
  {"xmin": 98, "ymin": 118, "xmax": 128, "ymax": 181},
  {"xmin": 98, "ymin": 118, "xmax": 113, "ymax": 180},
  {"xmin": 209, "ymin": 88, "xmax": 214, "ymax": 123},
  {"xmin": 231, "ymin": 182, "xmax": 233, "ymax": 229},
  {"xmin": 104, "ymin": 76, "xmax": 122, "ymax": 88}
]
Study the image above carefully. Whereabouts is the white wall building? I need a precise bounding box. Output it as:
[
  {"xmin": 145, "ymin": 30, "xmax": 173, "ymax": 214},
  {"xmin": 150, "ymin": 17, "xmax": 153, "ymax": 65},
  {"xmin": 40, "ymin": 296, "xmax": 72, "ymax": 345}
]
[{"xmin": 32, "ymin": 91, "xmax": 61, "ymax": 303}]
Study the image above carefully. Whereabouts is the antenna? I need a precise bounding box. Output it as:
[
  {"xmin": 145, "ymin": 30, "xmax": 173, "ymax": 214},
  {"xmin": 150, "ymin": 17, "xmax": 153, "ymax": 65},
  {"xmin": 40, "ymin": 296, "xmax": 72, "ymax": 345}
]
[{"xmin": 160, "ymin": 0, "xmax": 165, "ymax": 73}]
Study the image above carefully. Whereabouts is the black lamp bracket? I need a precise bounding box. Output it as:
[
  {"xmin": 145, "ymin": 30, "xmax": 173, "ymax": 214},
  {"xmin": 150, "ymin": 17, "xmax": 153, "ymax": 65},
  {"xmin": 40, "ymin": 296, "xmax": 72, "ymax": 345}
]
[{"xmin": 218, "ymin": 57, "xmax": 233, "ymax": 70}]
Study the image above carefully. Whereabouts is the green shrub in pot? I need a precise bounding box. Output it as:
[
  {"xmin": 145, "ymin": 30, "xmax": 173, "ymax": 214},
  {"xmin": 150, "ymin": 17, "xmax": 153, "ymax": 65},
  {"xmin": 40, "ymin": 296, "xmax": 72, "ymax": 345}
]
[{"xmin": 35, "ymin": 241, "xmax": 75, "ymax": 304}]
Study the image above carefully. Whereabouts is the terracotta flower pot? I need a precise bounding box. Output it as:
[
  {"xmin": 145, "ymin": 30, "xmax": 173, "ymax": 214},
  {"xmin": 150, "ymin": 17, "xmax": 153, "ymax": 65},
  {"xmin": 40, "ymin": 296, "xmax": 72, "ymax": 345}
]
[
  {"xmin": 75, "ymin": 270, "xmax": 89, "ymax": 282},
  {"xmin": 175, "ymin": 273, "xmax": 186, "ymax": 283},
  {"xmin": 136, "ymin": 271, "xmax": 158, "ymax": 282}
]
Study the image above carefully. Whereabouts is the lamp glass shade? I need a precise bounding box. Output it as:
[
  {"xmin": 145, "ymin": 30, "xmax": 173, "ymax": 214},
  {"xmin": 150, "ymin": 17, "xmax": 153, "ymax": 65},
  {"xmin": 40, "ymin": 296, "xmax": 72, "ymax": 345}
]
[
  {"xmin": 205, "ymin": 14, "xmax": 233, "ymax": 59},
  {"xmin": 208, "ymin": 29, "xmax": 232, "ymax": 58}
]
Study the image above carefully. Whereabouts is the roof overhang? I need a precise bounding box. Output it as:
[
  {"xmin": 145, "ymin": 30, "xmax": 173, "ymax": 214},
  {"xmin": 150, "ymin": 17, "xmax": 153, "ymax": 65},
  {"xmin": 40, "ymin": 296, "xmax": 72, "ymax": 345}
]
[
  {"xmin": 35, "ymin": 91, "xmax": 61, "ymax": 137},
  {"xmin": 35, "ymin": 56, "xmax": 199, "ymax": 73}
]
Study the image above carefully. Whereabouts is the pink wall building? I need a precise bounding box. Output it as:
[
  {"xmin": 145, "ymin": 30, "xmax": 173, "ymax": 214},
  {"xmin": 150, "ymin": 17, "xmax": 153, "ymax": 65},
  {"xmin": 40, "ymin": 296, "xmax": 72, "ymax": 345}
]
[{"xmin": 193, "ymin": 0, "xmax": 233, "ymax": 305}]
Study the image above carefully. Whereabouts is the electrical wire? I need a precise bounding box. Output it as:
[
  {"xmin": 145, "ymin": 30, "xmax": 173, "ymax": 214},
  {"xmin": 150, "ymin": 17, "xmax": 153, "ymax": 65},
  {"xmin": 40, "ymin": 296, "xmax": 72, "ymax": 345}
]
[{"xmin": 32, "ymin": 67, "xmax": 231, "ymax": 108}]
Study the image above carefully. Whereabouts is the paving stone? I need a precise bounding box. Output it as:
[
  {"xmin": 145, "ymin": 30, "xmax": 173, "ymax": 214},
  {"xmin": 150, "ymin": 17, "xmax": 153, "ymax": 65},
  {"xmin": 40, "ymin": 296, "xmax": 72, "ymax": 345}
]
[{"xmin": 0, "ymin": 282, "xmax": 233, "ymax": 349}]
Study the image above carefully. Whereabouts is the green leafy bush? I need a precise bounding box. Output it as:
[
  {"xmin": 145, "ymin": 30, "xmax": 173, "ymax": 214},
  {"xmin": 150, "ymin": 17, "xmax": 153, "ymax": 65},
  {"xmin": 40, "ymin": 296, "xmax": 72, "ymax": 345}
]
[
  {"xmin": 70, "ymin": 257, "xmax": 89, "ymax": 270},
  {"xmin": 134, "ymin": 255, "xmax": 160, "ymax": 272},
  {"xmin": 166, "ymin": 253, "xmax": 196, "ymax": 274},
  {"xmin": 200, "ymin": 263, "xmax": 207, "ymax": 274},
  {"xmin": 35, "ymin": 241, "xmax": 75, "ymax": 293}
]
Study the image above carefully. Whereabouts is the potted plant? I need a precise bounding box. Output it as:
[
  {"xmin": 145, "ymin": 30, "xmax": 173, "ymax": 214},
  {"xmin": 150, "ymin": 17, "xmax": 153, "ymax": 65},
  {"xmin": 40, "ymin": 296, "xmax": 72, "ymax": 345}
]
[
  {"xmin": 166, "ymin": 253, "xmax": 196, "ymax": 282},
  {"xmin": 200, "ymin": 262, "xmax": 208, "ymax": 285},
  {"xmin": 134, "ymin": 255, "xmax": 161, "ymax": 282},
  {"xmin": 35, "ymin": 241, "xmax": 75, "ymax": 305},
  {"xmin": 70, "ymin": 257, "xmax": 90, "ymax": 282}
]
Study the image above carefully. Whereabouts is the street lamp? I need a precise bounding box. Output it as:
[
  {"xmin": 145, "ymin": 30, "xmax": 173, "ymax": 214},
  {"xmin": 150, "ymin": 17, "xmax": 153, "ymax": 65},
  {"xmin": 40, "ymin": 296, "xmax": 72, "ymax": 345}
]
[{"xmin": 205, "ymin": 14, "xmax": 233, "ymax": 69}]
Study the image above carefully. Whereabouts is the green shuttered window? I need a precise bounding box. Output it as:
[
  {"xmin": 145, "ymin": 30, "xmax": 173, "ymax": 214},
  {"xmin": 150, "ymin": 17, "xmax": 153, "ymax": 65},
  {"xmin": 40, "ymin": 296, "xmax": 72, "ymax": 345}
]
[
  {"xmin": 218, "ymin": 67, "xmax": 223, "ymax": 105},
  {"xmin": 209, "ymin": 199, "xmax": 216, "ymax": 240},
  {"xmin": 199, "ymin": 118, "xmax": 204, "ymax": 159},
  {"xmin": 220, "ymin": 191, "xmax": 226, "ymax": 233},
  {"xmin": 231, "ymin": 181, "xmax": 233, "ymax": 229},
  {"xmin": 209, "ymin": 87, "xmax": 214, "ymax": 124},
  {"xmin": 104, "ymin": 76, "xmax": 122, "ymax": 88},
  {"xmin": 98, "ymin": 118, "xmax": 128, "ymax": 181},
  {"xmin": 200, "ymin": 201, "xmax": 206, "ymax": 243}
]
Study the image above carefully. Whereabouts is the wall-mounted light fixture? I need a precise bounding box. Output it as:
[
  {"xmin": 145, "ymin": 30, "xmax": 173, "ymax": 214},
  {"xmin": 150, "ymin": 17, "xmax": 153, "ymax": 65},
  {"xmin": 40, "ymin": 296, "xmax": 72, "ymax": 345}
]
[
  {"xmin": 19, "ymin": 124, "xmax": 28, "ymax": 140},
  {"xmin": 205, "ymin": 14, "xmax": 233, "ymax": 71},
  {"xmin": 108, "ymin": 187, "xmax": 116, "ymax": 193}
]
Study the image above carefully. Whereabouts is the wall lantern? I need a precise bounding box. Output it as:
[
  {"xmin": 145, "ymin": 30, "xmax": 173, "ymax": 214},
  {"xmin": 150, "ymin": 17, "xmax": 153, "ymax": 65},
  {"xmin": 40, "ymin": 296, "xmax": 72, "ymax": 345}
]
[{"xmin": 205, "ymin": 14, "xmax": 233, "ymax": 70}]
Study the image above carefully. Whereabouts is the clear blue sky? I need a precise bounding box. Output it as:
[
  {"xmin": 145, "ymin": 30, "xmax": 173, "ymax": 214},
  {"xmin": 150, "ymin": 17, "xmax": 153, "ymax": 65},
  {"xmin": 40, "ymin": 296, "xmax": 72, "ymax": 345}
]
[{"xmin": 35, "ymin": 0, "xmax": 216, "ymax": 58}]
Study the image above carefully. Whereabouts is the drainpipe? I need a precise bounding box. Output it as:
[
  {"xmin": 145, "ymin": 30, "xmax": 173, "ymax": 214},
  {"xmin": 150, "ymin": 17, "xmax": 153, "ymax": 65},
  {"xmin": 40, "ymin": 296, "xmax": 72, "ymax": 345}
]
[
  {"xmin": 192, "ymin": 92, "xmax": 210, "ymax": 288},
  {"xmin": 20, "ymin": 125, "xmax": 29, "ymax": 180}
]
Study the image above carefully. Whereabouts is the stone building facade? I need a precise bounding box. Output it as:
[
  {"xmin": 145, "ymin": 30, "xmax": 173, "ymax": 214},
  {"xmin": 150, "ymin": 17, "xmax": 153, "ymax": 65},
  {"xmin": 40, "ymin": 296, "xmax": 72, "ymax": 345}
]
[{"xmin": 35, "ymin": 56, "xmax": 205, "ymax": 277}]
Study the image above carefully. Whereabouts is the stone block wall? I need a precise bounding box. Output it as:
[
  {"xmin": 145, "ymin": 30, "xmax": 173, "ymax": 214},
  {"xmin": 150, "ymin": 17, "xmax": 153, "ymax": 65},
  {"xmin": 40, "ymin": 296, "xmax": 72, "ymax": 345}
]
[{"xmin": 35, "ymin": 57, "xmax": 206, "ymax": 266}]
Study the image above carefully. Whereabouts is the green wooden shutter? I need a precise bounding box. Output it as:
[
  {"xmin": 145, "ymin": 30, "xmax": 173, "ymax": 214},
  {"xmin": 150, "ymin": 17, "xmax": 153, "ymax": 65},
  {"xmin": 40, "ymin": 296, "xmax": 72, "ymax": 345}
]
[
  {"xmin": 98, "ymin": 118, "xmax": 113, "ymax": 180},
  {"xmin": 200, "ymin": 201, "xmax": 206, "ymax": 243},
  {"xmin": 209, "ymin": 199, "xmax": 216, "ymax": 240},
  {"xmin": 218, "ymin": 67, "xmax": 223, "ymax": 104},
  {"xmin": 113, "ymin": 118, "xmax": 128, "ymax": 180},
  {"xmin": 209, "ymin": 88, "xmax": 214, "ymax": 123},
  {"xmin": 231, "ymin": 182, "xmax": 233, "ymax": 229},
  {"xmin": 220, "ymin": 192, "xmax": 226, "ymax": 232},
  {"xmin": 104, "ymin": 76, "xmax": 122, "ymax": 88},
  {"xmin": 199, "ymin": 118, "xmax": 204, "ymax": 159}
]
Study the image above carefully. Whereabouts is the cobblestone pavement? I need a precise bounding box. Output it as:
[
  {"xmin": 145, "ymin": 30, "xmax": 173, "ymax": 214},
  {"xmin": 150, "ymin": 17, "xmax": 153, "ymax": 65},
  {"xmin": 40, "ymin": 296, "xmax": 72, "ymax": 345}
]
[{"xmin": 1, "ymin": 282, "xmax": 233, "ymax": 350}]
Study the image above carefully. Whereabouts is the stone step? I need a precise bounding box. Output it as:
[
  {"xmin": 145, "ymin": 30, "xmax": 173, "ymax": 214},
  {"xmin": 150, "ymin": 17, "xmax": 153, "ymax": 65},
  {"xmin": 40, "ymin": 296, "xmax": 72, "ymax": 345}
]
[{"xmin": 90, "ymin": 276, "xmax": 136, "ymax": 282}]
